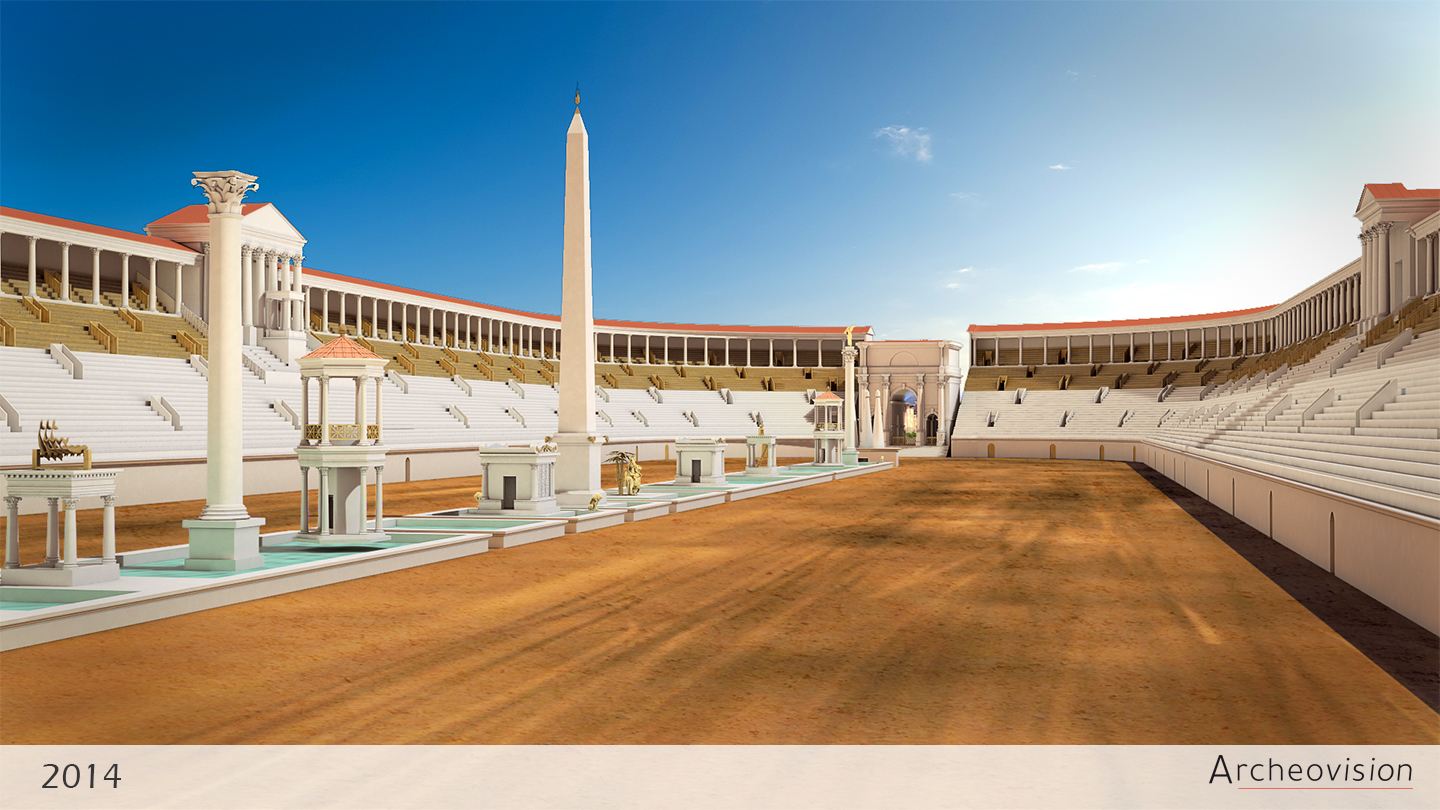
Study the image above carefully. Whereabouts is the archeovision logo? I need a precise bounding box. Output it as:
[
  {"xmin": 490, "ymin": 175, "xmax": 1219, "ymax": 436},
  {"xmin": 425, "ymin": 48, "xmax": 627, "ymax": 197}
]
[{"xmin": 1209, "ymin": 754, "xmax": 1415, "ymax": 788}]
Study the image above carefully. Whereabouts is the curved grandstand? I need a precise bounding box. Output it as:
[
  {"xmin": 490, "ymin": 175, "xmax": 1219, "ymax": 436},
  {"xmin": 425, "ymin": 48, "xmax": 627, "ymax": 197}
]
[
  {"xmin": 954, "ymin": 182, "xmax": 1440, "ymax": 633},
  {"xmin": 1, "ymin": 182, "xmax": 1437, "ymax": 634}
]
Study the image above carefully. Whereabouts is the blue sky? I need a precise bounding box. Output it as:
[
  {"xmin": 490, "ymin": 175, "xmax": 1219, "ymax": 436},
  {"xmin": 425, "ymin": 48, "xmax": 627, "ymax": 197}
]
[{"xmin": 2, "ymin": 1, "xmax": 1435, "ymax": 342}]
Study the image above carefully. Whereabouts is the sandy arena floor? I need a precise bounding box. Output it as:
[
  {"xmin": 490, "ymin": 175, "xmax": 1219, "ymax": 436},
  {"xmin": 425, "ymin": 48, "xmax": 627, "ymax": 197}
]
[{"xmin": 2, "ymin": 458, "xmax": 1436, "ymax": 744}]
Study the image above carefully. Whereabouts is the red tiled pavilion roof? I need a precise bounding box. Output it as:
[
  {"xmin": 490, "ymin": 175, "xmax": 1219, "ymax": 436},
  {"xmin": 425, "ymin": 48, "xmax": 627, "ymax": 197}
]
[{"xmin": 303, "ymin": 334, "xmax": 381, "ymax": 360}]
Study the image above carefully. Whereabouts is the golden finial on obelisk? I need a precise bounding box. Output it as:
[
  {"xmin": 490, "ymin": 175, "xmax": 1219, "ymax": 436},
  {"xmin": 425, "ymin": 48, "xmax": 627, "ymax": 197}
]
[{"xmin": 575, "ymin": 84, "xmax": 581, "ymax": 112}]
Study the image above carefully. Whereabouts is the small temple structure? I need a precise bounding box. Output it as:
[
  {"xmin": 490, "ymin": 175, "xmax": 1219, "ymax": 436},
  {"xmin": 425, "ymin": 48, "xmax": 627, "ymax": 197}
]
[{"xmin": 294, "ymin": 335, "xmax": 389, "ymax": 543}]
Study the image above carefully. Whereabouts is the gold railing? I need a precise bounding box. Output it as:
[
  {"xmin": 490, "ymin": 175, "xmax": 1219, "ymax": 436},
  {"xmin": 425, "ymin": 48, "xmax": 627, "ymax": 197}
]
[
  {"xmin": 402, "ymin": 342, "xmax": 419, "ymax": 358},
  {"xmin": 396, "ymin": 354, "xmax": 415, "ymax": 373},
  {"xmin": 537, "ymin": 366, "xmax": 556, "ymax": 384},
  {"xmin": 87, "ymin": 321, "xmax": 119, "ymax": 353},
  {"xmin": 439, "ymin": 357, "xmax": 458, "ymax": 375},
  {"xmin": 302, "ymin": 423, "xmax": 381, "ymax": 442},
  {"xmin": 22, "ymin": 296, "xmax": 51, "ymax": 323},
  {"xmin": 0, "ymin": 316, "xmax": 13, "ymax": 346},
  {"xmin": 131, "ymin": 282, "xmax": 150, "ymax": 310},
  {"xmin": 118, "ymin": 308, "xmax": 144, "ymax": 332},
  {"xmin": 475, "ymin": 349, "xmax": 493, "ymax": 366},
  {"xmin": 442, "ymin": 346, "xmax": 459, "ymax": 362},
  {"xmin": 177, "ymin": 331, "xmax": 202, "ymax": 355},
  {"xmin": 357, "ymin": 335, "xmax": 377, "ymax": 352},
  {"xmin": 473, "ymin": 363, "xmax": 494, "ymax": 381}
]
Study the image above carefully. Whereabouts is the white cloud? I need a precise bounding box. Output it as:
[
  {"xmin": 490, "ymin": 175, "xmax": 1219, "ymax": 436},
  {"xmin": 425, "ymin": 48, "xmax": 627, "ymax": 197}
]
[
  {"xmin": 874, "ymin": 126, "xmax": 932, "ymax": 163},
  {"xmin": 1048, "ymin": 164, "xmax": 1071, "ymax": 170},
  {"xmin": 1136, "ymin": 259, "xmax": 1150, "ymax": 264},
  {"xmin": 1070, "ymin": 262, "xmax": 1124, "ymax": 274},
  {"xmin": 955, "ymin": 266, "xmax": 973, "ymax": 274},
  {"xmin": 944, "ymin": 282, "xmax": 961, "ymax": 289},
  {"xmin": 1066, "ymin": 70, "xmax": 1079, "ymax": 77},
  {"xmin": 950, "ymin": 191, "xmax": 976, "ymax": 200}
]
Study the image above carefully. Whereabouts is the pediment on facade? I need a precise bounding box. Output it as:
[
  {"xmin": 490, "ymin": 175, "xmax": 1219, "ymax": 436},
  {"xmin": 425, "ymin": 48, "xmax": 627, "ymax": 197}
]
[{"xmin": 241, "ymin": 204, "xmax": 307, "ymax": 247}]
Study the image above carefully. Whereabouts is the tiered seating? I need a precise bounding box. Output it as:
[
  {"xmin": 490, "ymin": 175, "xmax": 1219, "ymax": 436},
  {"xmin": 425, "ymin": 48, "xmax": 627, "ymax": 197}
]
[
  {"xmin": 1, "ymin": 340, "xmax": 825, "ymax": 467},
  {"xmin": 956, "ymin": 324, "xmax": 1440, "ymax": 518},
  {"xmin": 2, "ymin": 284, "xmax": 206, "ymax": 360}
]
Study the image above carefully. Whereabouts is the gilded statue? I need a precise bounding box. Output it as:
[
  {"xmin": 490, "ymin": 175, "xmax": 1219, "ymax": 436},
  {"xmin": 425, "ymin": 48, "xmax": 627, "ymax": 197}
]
[{"xmin": 33, "ymin": 420, "xmax": 91, "ymax": 470}]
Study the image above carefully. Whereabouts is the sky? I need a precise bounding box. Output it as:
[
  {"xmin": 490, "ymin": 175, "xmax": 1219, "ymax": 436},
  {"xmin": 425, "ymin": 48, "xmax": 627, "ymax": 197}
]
[{"xmin": 2, "ymin": 1, "xmax": 1436, "ymax": 343}]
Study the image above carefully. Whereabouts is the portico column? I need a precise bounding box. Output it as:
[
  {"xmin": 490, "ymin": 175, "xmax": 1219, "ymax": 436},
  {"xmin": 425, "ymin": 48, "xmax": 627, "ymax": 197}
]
[
  {"xmin": 59, "ymin": 242, "xmax": 71, "ymax": 301},
  {"xmin": 4, "ymin": 495, "xmax": 20, "ymax": 569},
  {"xmin": 1377, "ymin": 222, "xmax": 1392, "ymax": 316},
  {"xmin": 240, "ymin": 246, "xmax": 254, "ymax": 331},
  {"xmin": 147, "ymin": 257, "xmax": 159, "ymax": 311},
  {"xmin": 101, "ymin": 495, "xmax": 116, "ymax": 565},
  {"xmin": 291, "ymin": 255, "xmax": 305, "ymax": 331},
  {"xmin": 26, "ymin": 235, "xmax": 37, "ymax": 296},
  {"xmin": 188, "ymin": 170, "xmax": 260, "ymax": 524},
  {"xmin": 91, "ymin": 247, "xmax": 101, "ymax": 305},
  {"xmin": 118, "ymin": 254, "xmax": 132, "ymax": 307},
  {"xmin": 428, "ymin": 307, "xmax": 435, "ymax": 344},
  {"xmin": 914, "ymin": 374, "xmax": 926, "ymax": 445},
  {"xmin": 175, "ymin": 260, "xmax": 186, "ymax": 316},
  {"xmin": 339, "ymin": 292, "xmax": 348, "ymax": 335}
]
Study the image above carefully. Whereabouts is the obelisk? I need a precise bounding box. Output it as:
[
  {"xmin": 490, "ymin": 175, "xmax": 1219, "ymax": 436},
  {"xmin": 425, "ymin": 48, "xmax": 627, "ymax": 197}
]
[
  {"xmin": 554, "ymin": 91, "xmax": 605, "ymax": 507},
  {"xmin": 182, "ymin": 170, "xmax": 266, "ymax": 570}
]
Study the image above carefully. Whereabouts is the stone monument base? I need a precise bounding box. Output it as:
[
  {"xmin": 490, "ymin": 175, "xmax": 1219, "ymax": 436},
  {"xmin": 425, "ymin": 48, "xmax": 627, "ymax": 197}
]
[
  {"xmin": 3, "ymin": 561, "xmax": 120, "ymax": 587},
  {"xmin": 182, "ymin": 517, "xmax": 267, "ymax": 571}
]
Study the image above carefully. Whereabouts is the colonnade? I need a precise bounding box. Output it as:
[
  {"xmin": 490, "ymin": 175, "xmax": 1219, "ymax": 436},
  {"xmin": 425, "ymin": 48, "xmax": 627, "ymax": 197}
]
[
  {"xmin": 972, "ymin": 271, "xmax": 1365, "ymax": 367},
  {"xmin": 303, "ymin": 283, "xmax": 850, "ymax": 368},
  {"xmin": 240, "ymin": 244, "xmax": 304, "ymax": 339},
  {"xmin": 0, "ymin": 230, "xmax": 195, "ymax": 315}
]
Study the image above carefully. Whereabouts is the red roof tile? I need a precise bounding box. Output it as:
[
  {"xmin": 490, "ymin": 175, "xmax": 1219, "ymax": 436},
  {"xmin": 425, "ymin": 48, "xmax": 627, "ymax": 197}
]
[
  {"xmin": 1357, "ymin": 183, "xmax": 1440, "ymax": 212},
  {"xmin": 146, "ymin": 203, "xmax": 272, "ymax": 226},
  {"xmin": 814, "ymin": 391, "xmax": 842, "ymax": 401},
  {"xmin": 303, "ymin": 334, "xmax": 382, "ymax": 360},
  {"xmin": 969, "ymin": 304, "xmax": 1275, "ymax": 333},
  {"xmin": 0, "ymin": 207, "xmax": 199, "ymax": 254}
]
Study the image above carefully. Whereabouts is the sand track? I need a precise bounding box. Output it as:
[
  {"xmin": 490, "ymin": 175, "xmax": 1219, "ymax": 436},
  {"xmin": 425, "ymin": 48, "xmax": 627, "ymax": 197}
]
[{"xmin": 2, "ymin": 459, "xmax": 1435, "ymax": 744}]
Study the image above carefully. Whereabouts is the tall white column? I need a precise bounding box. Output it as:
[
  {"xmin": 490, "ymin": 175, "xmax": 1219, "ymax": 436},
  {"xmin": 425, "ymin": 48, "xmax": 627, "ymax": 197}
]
[
  {"xmin": 841, "ymin": 344, "xmax": 858, "ymax": 463},
  {"xmin": 61, "ymin": 498, "xmax": 79, "ymax": 569},
  {"xmin": 59, "ymin": 242, "xmax": 70, "ymax": 301},
  {"xmin": 183, "ymin": 170, "xmax": 265, "ymax": 572},
  {"xmin": 555, "ymin": 98, "xmax": 603, "ymax": 506}
]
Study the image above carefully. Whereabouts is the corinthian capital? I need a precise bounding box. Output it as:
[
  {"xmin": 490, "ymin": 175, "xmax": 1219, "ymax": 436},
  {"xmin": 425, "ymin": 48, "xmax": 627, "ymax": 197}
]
[
  {"xmin": 191, "ymin": 170, "xmax": 259, "ymax": 215},
  {"xmin": 1377, "ymin": 221, "xmax": 1393, "ymax": 234}
]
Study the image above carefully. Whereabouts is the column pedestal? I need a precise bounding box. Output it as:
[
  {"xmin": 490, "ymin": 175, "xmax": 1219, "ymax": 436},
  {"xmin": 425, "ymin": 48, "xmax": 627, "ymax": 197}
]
[
  {"xmin": 554, "ymin": 433, "xmax": 604, "ymax": 508},
  {"xmin": 183, "ymin": 517, "xmax": 266, "ymax": 570}
]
